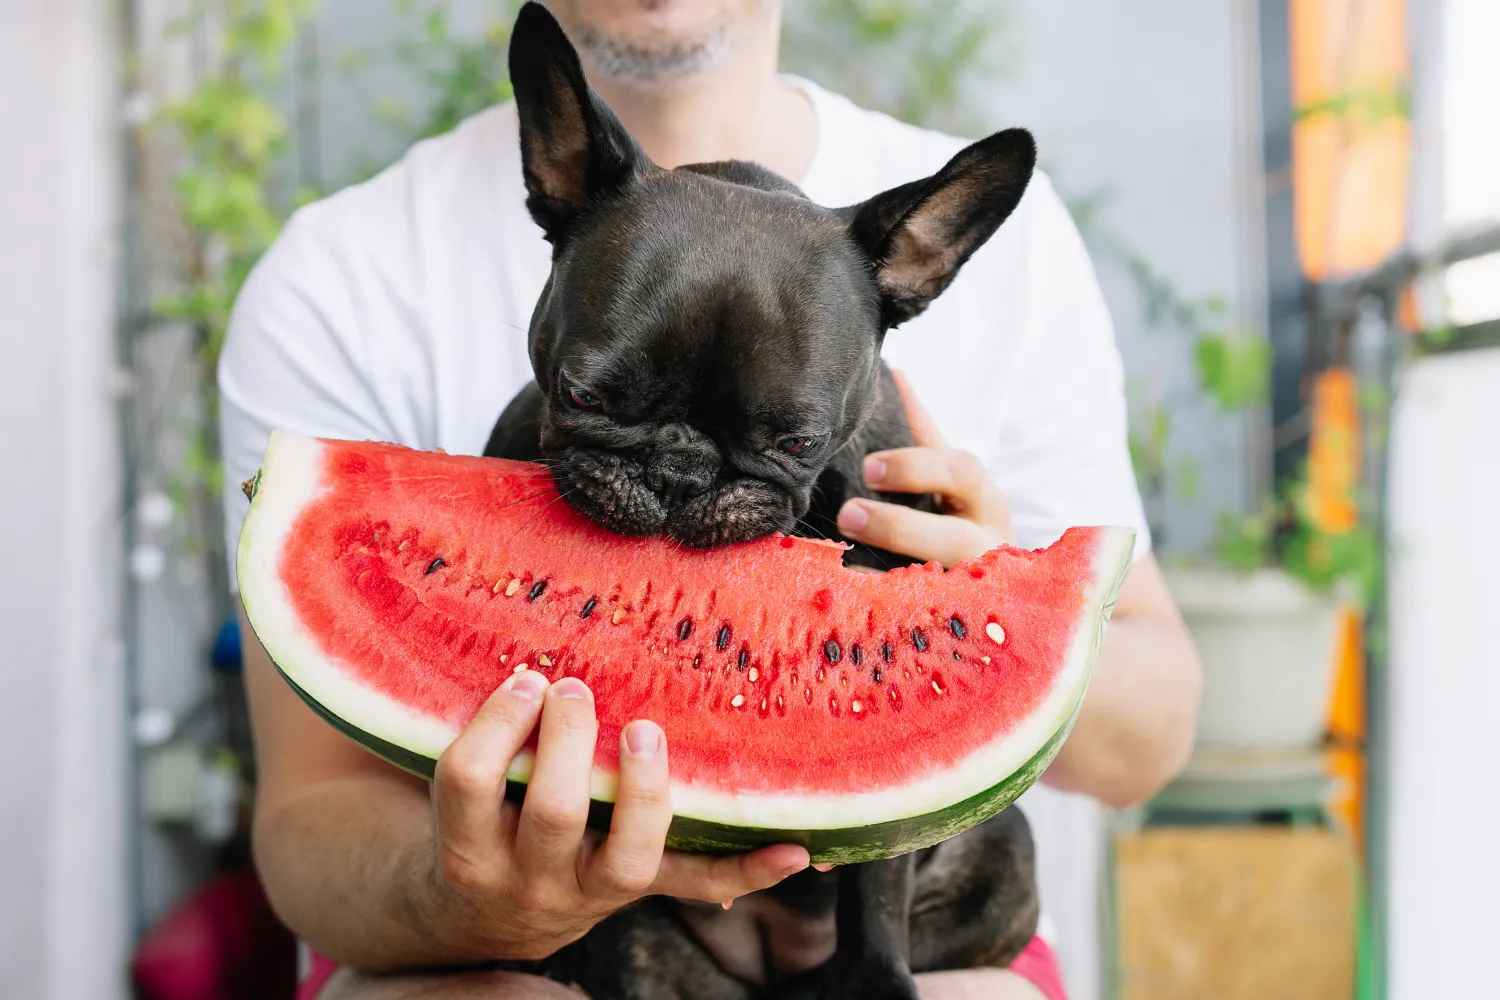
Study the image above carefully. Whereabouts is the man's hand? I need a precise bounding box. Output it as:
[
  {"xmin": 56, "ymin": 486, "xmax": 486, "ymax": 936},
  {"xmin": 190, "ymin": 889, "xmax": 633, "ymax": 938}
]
[
  {"xmin": 836, "ymin": 370, "xmax": 1013, "ymax": 566},
  {"xmin": 243, "ymin": 608, "xmax": 808, "ymax": 972},
  {"xmin": 834, "ymin": 371, "xmax": 1201, "ymax": 809},
  {"xmin": 427, "ymin": 671, "xmax": 809, "ymax": 960}
]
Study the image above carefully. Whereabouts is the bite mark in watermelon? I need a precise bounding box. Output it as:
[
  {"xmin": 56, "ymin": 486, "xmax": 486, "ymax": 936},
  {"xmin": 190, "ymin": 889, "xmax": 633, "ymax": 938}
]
[{"xmin": 237, "ymin": 434, "xmax": 1134, "ymax": 862}]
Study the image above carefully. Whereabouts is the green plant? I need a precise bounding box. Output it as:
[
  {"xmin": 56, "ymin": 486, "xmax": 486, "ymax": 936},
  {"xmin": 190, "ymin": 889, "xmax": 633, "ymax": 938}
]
[
  {"xmin": 1213, "ymin": 485, "xmax": 1381, "ymax": 606},
  {"xmin": 1078, "ymin": 192, "xmax": 1376, "ymax": 601}
]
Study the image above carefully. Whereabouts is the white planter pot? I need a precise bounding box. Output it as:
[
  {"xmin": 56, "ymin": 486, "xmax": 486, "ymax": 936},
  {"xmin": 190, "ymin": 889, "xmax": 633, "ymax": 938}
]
[{"xmin": 1164, "ymin": 567, "xmax": 1342, "ymax": 751}]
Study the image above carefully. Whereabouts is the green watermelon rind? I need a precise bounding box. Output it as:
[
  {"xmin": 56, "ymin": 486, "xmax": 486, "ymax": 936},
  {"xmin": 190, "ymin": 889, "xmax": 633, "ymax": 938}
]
[
  {"xmin": 273, "ymin": 662, "xmax": 1079, "ymax": 864},
  {"xmin": 240, "ymin": 432, "xmax": 1134, "ymax": 864}
]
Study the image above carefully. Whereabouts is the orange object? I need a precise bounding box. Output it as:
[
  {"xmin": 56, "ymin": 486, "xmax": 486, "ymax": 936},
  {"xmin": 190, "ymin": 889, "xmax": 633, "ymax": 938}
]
[
  {"xmin": 1326, "ymin": 608, "xmax": 1365, "ymax": 852},
  {"xmin": 1326, "ymin": 743, "xmax": 1366, "ymax": 853},
  {"xmin": 1326, "ymin": 608, "xmax": 1366, "ymax": 743},
  {"xmin": 1290, "ymin": 0, "xmax": 1411, "ymax": 280},
  {"xmin": 1306, "ymin": 368, "xmax": 1361, "ymax": 534}
]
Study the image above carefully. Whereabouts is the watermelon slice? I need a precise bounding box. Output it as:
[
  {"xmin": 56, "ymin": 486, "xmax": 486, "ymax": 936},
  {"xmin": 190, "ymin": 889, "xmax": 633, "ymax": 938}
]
[{"xmin": 238, "ymin": 434, "xmax": 1134, "ymax": 863}]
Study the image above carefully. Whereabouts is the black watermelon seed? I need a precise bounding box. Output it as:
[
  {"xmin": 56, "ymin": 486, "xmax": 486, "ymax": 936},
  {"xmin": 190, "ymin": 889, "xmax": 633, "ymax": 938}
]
[
  {"xmin": 528, "ymin": 580, "xmax": 547, "ymax": 601},
  {"xmin": 948, "ymin": 617, "xmax": 967, "ymax": 639},
  {"xmin": 952, "ymin": 651, "xmax": 962, "ymax": 661},
  {"xmin": 737, "ymin": 649, "xmax": 750, "ymax": 670},
  {"xmin": 851, "ymin": 645, "xmax": 864, "ymax": 666},
  {"xmin": 881, "ymin": 642, "xmax": 893, "ymax": 662},
  {"xmin": 716, "ymin": 625, "xmax": 732, "ymax": 651},
  {"xmin": 912, "ymin": 629, "xmax": 929, "ymax": 651},
  {"xmin": 425, "ymin": 558, "xmax": 445, "ymax": 575},
  {"xmin": 824, "ymin": 640, "xmax": 842, "ymax": 663},
  {"xmin": 581, "ymin": 597, "xmax": 597, "ymax": 619},
  {"xmin": 677, "ymin": 617, "xmax": 694, "ymax": 641},
  {"xmin": 872, "ymin": 668, "xmax": 884, "ymax": 683}
]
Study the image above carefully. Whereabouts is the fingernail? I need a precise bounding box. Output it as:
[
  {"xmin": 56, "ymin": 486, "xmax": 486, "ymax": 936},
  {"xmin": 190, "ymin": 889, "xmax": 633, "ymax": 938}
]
[
  {"xmin": 780, "ymin": 862, "xmax": 807, "ymax": 878},
  {"xmin": 863, "ymin": 455, "xmax": 887, "ymax": 484},
  {"xmin": 551, "ymin": 677, "xmax": 593, "ymax": 701},
  {"xmin": 721, "ymin": 899, "xmax": 734, "ymax": 911},
  {"xmin": 624, "ymin": 720, "xmax": 661, "ymax": 759},
  {"xmin": 837, "ymin": 501, "xmax": 869, "ymax": 535},
  {"xmin": 506, "ymin": 670, "xmax": 548, "ymax": 701},
  {"xmin": 813, "ymin": 863, "xmax": 836, "ymax": 872}
]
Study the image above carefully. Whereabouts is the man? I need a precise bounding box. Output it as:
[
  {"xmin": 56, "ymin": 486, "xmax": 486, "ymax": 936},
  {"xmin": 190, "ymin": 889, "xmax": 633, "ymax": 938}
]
[{"xmin": 220, "ymin": 2, "xmax": 1202, "ymax": 998}]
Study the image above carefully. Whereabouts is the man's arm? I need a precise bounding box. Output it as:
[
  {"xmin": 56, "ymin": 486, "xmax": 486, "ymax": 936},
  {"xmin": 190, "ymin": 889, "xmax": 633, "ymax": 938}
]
[
  {"xmin": 241, "ymin": 606, "xmax": 809, "ymax": 970},
  {"xmin": 1040, "ymin": 553, "xmax": 1200, "ymax": 807},
  {"xmin": 242, "ymin": 606, "xmax": 449, "ymax": 969}
]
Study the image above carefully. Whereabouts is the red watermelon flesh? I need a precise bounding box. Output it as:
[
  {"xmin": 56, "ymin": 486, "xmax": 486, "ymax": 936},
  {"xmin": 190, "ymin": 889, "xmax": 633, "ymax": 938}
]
[{"xmin": 238, "ymin": 434, "xmax": 1134, "ymax": 861}]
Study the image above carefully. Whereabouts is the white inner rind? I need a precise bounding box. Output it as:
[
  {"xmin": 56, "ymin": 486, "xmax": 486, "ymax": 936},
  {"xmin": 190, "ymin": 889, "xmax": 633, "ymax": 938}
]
[{"xmin": 239, "ymin": 432, "xmax": 1135, "ymax": 831}]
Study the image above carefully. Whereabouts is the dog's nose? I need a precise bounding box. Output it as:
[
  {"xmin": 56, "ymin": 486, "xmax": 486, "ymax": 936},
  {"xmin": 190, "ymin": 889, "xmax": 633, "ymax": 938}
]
[{"xmin": 651, "ymin": 466, "xmax": 713, "ymax": 506}]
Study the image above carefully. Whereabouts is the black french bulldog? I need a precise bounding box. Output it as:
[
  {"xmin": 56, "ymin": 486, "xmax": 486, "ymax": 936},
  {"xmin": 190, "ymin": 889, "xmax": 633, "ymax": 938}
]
[{"xmin": 483, "ymin": 5, "xmax": 1041, "ymax": 998}]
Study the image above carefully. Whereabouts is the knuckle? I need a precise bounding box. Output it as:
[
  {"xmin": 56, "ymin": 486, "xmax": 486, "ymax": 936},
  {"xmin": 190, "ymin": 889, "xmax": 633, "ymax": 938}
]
[
  {"xmin": 618, "ymin": 778, "xmax": 669, "ymax": 813},
  {"xmin": 509, "ymin": 878, "xmax": 559, "ymax": 915},
  {"xmin": 951, "ymin": 450, "xmax": 987, "ymax": 490},
  {"xmin": 435, "ymin": 755, "xmax": 499, "ymax": 799},
  {"xmin": 438, "ymin": 848, "xmax": 493, "ymax": 892},
  {"xmin": 525, "ymin": 798, "xmax": 585, "ymax": 840},
  {"xmin": 600, "ymin": 862, "xmax": 656, "ymax": 897},
  {"xmin": 545, "ymin": 703, "xmax": 598, "ymax": 736}
]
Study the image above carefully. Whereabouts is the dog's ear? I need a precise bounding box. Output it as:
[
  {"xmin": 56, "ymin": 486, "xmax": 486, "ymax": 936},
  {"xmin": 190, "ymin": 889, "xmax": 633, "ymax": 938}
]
[
  {"xmin": 508, "ymin": 2, "xmax": 648, "ymax": 242},
  {"xmin": 840, "ymin": 129, "xmax": 1036, "ymax": 329}
]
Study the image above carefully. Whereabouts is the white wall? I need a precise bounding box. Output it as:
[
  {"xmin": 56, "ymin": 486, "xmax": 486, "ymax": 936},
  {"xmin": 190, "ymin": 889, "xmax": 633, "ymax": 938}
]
[
  {"xmin": 990, "ymin": 4, "xmax": 1258, "ymax": 997},
  {"xmin": 1385, "ymin": 2, "xmax": 1500, "ymax": 996},
  {"xmin": 986, "ymin": 0, "xmax": 1263, "ymax": 557},
  {"xmin": 1386, "ymin": 348, "xmax": 1500, "ymax": 1000},
  {"xmin": 0, "ymin": 3, "xmax": 129, "ymax": 999}
]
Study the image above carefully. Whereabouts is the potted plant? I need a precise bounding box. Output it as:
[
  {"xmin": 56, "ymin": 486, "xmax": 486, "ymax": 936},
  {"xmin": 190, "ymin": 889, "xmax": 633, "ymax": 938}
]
[
  {"xmin": 1095, "ymin": 229, "xmax": 1381, "ymax": 752},
  {"xmin": 1139, "ymin": 330, "xmax": 1380, "ymax": 751}
]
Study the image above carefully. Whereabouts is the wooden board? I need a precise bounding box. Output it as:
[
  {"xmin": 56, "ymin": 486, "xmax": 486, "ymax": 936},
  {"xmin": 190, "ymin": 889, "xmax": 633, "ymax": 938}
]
[{"xmin": 1114, "ymin": 828, "xmax": 1356, "ymax": 1000}]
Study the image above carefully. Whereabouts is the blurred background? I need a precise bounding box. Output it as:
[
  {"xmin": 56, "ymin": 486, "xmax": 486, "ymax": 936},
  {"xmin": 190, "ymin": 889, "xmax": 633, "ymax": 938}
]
[{"xmin": 2, "ymin": 1, "xmax": 1496, "ymax": 997}]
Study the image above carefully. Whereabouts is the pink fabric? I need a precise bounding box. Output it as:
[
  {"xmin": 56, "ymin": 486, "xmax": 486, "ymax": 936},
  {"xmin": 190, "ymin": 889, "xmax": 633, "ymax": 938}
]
[
  {"xmin": 297, "ymin": 945, "xmax": 340, "ymax": 1000},
  {"xmin": 1007, "ymin": 934, "xmax": 1069, "ymax": 1000},
  {"xmin": 297, "ymin": 935, "xmax": 1068, "ymax": 1000}
]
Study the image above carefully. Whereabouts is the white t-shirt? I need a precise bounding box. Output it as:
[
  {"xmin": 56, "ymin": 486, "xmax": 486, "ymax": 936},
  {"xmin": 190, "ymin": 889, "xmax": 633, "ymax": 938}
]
[
  {"xmin": 220, "ymin": 77, "xmax": 1150, "ymax": 567},
  {"xmin": 219, "ymin": 78, "xmax": 1151, "ymax": 952}
]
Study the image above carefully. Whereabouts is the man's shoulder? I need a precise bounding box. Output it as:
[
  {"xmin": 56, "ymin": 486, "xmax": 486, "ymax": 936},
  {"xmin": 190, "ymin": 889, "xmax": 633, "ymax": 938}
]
[
  {"xmin": 799, "ymin": 78, "xmax": 968, "ymax": 182},
  {"xmin": 279, "ymin": 102, "xmax": 522, "ymax": 257}
]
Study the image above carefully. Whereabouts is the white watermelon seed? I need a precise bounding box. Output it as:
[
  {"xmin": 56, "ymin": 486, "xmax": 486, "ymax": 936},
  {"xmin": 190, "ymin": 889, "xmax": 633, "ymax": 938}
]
[
  {"xmin": 501, "ymin": 654, "xmax": 508, "ymax": 663},
  {"xmin": 748, "ymin": 667, "xmax": 759, "ymax": 682},
  {"xmin": 981, "ymin": 655, "xmax": 991, "ymax": 665},
  {"xmin": 613, "ymin": 609, "xmax": 628, "ymax": 624},
  {"xmin": 931, "ymin": 679, "xmax": 944, "ymax": 694},
  {"xmin": 505, "ymin": 579, "xmax": 521, "ymax": 597},
  {"xmin": 731, "ymin": 694, "xmax": 745, "ymax": 708},
  {"xmin": 776, "ymin": 695, "xmax": 785, "ymax": 711},
  {"xmin": 852, "ymin": 700, "xmax": 863, "ymax": 714},
  {"xmin": 985, "ymin": 622, "xmax": 1005, "ymax": 645},
  {"xmin": 760, "ymin": 699, "xmax": 768, "ymax": 712},
  {"xmin": 399, "ymin": 539, "xmax": 411, "ymax": 551},
  {"xmin": 538, "ymin": 654, "xmax": 552, "ymax": 667},
  {"xmin": 492, "ymin": 579, "xmax": 503, "ymax": 594}
]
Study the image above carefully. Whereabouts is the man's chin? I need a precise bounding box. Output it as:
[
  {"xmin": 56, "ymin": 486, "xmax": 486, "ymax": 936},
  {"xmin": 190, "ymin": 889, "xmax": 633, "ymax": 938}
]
[{"xmin": 546, "ymin": 0, "xmax": 747, "ymax": 81}]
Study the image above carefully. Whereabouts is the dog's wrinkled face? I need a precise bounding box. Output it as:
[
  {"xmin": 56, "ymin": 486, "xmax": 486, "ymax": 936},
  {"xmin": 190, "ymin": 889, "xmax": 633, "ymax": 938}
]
[
  {"xmin": 508, "ymin": 2, "xmax": 1035, "ymax": 546},
  {"xmin": 532, "ymin": 175, "xmax": 884, "ymax": 545}
]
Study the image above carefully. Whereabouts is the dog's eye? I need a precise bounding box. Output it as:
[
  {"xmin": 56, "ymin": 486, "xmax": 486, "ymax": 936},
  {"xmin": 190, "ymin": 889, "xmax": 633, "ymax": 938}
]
[
  {"xmin": 777, "ymin": 436, "xmax": 816, "ymax": 456},
  {"xmin": 569, "ymin": 387, "xmax": 602, "ymax": 410}
]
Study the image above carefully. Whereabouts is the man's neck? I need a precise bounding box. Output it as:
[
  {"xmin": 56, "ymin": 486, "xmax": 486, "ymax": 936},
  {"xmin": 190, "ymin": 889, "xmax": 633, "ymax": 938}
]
[{"xmin": 579, "ymin": 9, "xmax": 817, "ymax": 183}]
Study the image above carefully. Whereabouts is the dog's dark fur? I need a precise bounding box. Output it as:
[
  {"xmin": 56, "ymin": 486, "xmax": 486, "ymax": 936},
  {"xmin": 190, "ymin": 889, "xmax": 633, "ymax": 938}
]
[{"xmin": 482, "ymin": 6, "xmax": 1041, "ymax": 997}]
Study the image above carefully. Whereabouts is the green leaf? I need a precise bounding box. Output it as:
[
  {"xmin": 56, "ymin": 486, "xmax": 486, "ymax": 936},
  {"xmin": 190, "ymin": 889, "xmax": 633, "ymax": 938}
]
[{"xmin": 1193, "ymin": 334, "xmax": 1270, "ymax": 411}]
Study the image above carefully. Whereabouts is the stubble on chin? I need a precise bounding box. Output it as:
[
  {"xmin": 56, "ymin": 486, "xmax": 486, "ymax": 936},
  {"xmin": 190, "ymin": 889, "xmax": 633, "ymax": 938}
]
[{"xmin": 555, "ymin": 1, "xmax": 766, "ymax": 81}]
